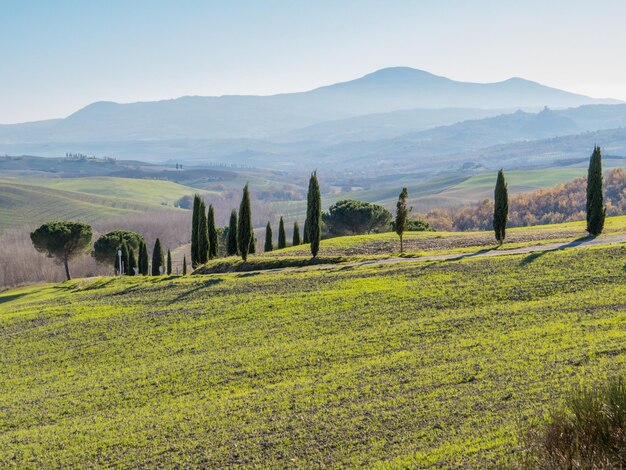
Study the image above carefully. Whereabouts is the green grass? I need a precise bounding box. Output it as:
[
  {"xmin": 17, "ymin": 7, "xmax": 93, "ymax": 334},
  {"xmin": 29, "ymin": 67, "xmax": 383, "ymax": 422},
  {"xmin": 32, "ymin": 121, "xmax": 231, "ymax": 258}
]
[
  {"xmin": 0, "ymin": 179, "xmax": 169, "ymax": 231},
  {"xmin": 16, "ymin": 176, "xmax": 213, "ymax": 207},
  {"xmin": 2, "ymin": 242, "xmax": 626, "ymax": 467}
]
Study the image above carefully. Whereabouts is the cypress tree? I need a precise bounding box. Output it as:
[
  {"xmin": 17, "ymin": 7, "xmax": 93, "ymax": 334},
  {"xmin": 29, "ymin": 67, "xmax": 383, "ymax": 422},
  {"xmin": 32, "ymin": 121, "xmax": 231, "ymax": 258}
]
[
  {"xmin": 166, "ymin": 249, "xmax": 172, "ymax": 275},
  {"xmin": 395, "ymin": 187, "xmax": 409, "ymax": 253},
  {"xmin": 197, "ymin": 201, "xmax": 209, "ymax": 265},
  {"xmin": 302, "ymin": 219, "xmax": 309, "ymax": 244},
  {"xmin": 128, "ymin": 247, "xmax": 137, "ymax": 276},
  {"xmin": 140, "ymin": 242, "xmax": 149, "ymax": 275},
  {"xmin": 227, "ymin": 209, "xmax": 238, "ymax": 256},
  {"xmin": 182, "ymin": 255, "xmax": 187, "ymax": 275},
  {"xmin": 586, "ymin": 145, "xmax": 606, "ymax": 236},
  {"xmin": 191, "ymin": 194, "xmax": 201, "ymax": 267},
  {"xmin": 306, "ymin": 171, "xmax": 322, "ymax": 257},
  {"xmin": 277, "ymin": 216, "xmax": 286, "ymax": 249},
  {"xmin": 238, "ymin": 184, "xmax": 253, "ymax": 261},
  {"xmin": 137, "ymin": 241, "xmax": 144, "ymax": 274},
  {"xmin": 493, "ymin": 169, "xmax": 509, "ymax": 245},
  {"xmin": 151, "ymin": 238, "xmax": 164, "ymax": 275},
  {"xmin": 249, "ymin": 236, "xmax": 256, "ymax": 254},
  {"xmin": 207, "ymin": 204, "xmax": 218, "ymax": 259},
  {"xmin": 264, "ymin": 222, "xmax": 273, "ymax": 252},
  {"xmin": 292, "ymin": 221, "xmax": 301, "ymax": 246}
]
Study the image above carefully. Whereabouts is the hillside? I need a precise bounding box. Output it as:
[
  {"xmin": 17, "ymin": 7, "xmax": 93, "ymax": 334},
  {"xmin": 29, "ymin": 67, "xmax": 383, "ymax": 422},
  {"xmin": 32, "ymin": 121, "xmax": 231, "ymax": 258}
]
[{"xmin": 2, "ymin": 234, "xmax": 626, "ymax": 467}]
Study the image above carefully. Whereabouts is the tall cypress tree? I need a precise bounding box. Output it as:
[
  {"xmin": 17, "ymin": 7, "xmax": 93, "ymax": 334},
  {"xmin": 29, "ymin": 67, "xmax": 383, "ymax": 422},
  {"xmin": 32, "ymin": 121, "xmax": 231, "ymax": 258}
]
[
  {"xmin": 586, "ymin": 146, "xmax": 606, "ymax": 236},
  {"xmin": 264, "ymin": 222, "xmax": 273, "ymax": 252},
  {"xmin": 395, "ymin": 187, "xmax": 409, "ymax": 253},
  {"xmin": 191, "ymin": 194, "xmax": 201, "ymax": 267},
  {"xmin": 137, "ymin": 241, "xmax": 144, "ymax": 275},
  {"xmin": 238, "ymin": 184, "xmax": 253, "ymax": 261},
  {"xmin": 207, "ymin": 204, "xmax": 218, "ymax": 259},
  {"xmin": 182, "ymin": 255, "xmax": 187, "ymax": 275},
  {"xmin": 493, "ymin": 169, "xmax": 509, "ymax": 245},
  {"xmin": 249, "ymin": 235, "xmax": 256, "ymax": 254},
  {"xmin": 227, "ymin": 209, "xmax": 238, "ymax": 256},
  {"xmin": 306, "ymin": 171, "xmax": 322, "ymax": 257},
  {"xmin": 140, "ymin": 242, "xmax": 149, "ymax": 275},
  {"xmin": 277, "ymin": 216, "xmax": 286, "ymax": 249},
  {"xmin": 292, "ymin": 221, "xmax": 301, "ymax": 246},
  {"xmin": 128, "ymin": 247, "xmax": 137, "ymax": 276},
  {"xmin": 166, "ymin": 249, "xmax": 172, "ymax": 275},
  {"xmin": 197, "ymin": 201, "xmax": 209, "ymax": 265},
  {"xmin": 151, "ymin": 238, "xmax": 164, "ymax": 275}
]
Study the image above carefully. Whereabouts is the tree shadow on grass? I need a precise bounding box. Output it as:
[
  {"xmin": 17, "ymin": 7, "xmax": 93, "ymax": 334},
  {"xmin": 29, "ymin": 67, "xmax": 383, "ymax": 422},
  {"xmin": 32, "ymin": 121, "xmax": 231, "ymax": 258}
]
[
  {"xmin": 0, "ymin": 293, "xmax": 26, "ymax": 304},
  {"xmin": 170, "ymin": 278, "xmax": 223, "ymax": 303},
  {"xmin": 520, "ymin": 235, "xmax": 594, "ymax": 266}
]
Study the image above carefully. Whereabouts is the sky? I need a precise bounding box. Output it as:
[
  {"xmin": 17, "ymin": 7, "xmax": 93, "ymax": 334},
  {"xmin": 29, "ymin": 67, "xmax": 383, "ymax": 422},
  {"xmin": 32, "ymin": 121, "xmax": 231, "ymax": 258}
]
[{"xmin": 2, "ymin": 0, "xmax": 626, "ymax": 124}]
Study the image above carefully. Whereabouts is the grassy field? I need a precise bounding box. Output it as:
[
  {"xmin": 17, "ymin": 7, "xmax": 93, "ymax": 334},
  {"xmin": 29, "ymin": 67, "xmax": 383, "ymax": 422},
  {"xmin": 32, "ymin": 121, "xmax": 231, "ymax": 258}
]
[
  {"xmin": 0, "ymin": 179, "xmax": 173, "ymax": 231},
  {"xmin": 17, "ymin": 176, "xmax": 215, "ymax": 207},
  {"xmin": 2, "ymin": 238, "xmax": 626, "ymax": 467}
]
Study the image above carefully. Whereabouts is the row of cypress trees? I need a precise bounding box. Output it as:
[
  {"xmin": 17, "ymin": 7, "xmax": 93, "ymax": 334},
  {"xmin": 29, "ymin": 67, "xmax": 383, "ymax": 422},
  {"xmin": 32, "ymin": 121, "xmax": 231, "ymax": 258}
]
[
  {"xmin": 492, "ymin": 146, "xmax": 606, "ymax": 245},
  {"xmin": 118, "ymin": 237, "xmax": 180, "ymax": 276},
  {"xmin": 263, "ymin": 216, "xmax": 303, "ymax": 252},
  {"xmin": 191, "ymin": 171, "xmax": 322, "ymax": 268}
]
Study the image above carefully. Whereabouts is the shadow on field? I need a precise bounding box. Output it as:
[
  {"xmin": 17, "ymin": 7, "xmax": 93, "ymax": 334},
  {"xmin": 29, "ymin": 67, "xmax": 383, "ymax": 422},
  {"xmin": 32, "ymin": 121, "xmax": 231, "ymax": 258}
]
[
  {"xmin": 444, "ymin": 247, "xmax": 496, "ymax": 262},
  {"xmin": 0, "ymin": 293, "xmax": 26, "ymax": 304},
  {"xmin": 170, "ymin": 278, "xmax": 223, "ymax": 303},
  {"xmin": 520, "ymin": 236, "xmax": 593, "ymax": 266}
]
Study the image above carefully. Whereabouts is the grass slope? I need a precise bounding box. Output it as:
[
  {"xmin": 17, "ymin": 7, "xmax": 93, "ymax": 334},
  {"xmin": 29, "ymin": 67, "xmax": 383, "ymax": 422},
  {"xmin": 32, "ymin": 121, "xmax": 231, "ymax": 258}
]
[
  {"xmin": 2, "ymin": 243, "xmax": 626, "ymax": 467},
  {"xmin": 0, "ymin": 179, "xmax": 167, "ymax": 231},
  {"xmin": 17, "ymin": 176, "xmax": 213, "ymax": 207}
]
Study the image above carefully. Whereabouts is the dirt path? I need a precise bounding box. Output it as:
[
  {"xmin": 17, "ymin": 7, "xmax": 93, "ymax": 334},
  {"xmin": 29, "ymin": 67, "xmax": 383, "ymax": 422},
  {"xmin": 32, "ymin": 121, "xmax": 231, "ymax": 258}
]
[{"xmin": 236, "ymin": 233, "xmax": 626, "ymax": 276}]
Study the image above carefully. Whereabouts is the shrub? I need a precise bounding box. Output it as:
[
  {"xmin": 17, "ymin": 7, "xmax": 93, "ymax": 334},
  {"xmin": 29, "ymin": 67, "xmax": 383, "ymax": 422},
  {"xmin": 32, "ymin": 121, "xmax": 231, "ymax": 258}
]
[{"xmin": 522, "ymin": 376, "xmax": 626, "ymax": 469}]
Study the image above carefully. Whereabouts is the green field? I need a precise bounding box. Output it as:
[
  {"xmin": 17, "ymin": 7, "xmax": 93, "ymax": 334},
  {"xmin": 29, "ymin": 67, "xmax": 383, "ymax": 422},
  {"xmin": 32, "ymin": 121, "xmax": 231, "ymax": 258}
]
[
  {"xmin": 2, "ymin": 234, "xmax": 626, "ymax": 467},
  {"xmin": 0, "ymin": 179, "xmax": 169, "ymax": 231},
  {"xmin": 17, "ymin": 176, "xmax": 215, "ymax": 207}
]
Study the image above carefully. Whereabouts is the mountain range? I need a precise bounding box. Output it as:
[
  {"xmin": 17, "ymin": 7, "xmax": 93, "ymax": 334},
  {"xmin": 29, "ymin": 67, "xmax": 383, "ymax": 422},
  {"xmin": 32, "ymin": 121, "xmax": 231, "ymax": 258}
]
[{"xmin": 1, "ymin": 67, "xmax": 624, "ymax": 173}]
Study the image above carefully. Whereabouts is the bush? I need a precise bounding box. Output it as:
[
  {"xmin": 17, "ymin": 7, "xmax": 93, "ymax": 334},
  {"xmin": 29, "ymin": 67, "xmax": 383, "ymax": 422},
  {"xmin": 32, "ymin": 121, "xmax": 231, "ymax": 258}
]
[{"xmin": 522, "ymin": 376, "xmax": 626, "ymax": 469}]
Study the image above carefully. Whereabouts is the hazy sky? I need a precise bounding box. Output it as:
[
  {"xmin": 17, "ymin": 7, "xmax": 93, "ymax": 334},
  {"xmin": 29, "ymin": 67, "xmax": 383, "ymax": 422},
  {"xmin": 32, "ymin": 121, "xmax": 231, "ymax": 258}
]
[{"xmin": 2, "ymin": 0, "xmax": 626, "ymax": 124}]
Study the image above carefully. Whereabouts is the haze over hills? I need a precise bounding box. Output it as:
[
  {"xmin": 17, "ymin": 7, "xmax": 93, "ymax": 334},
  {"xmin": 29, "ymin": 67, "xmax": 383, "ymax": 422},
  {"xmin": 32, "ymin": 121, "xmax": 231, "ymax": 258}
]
[{"xmin": 0, "ymin": 67, "xmax": 619, "ymax": 145}]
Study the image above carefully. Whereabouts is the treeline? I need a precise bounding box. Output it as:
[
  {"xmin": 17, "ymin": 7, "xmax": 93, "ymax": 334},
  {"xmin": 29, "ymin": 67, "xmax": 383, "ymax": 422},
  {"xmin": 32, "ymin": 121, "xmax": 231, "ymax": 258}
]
[{"xmin": 426, "ymin": 167, "xmax": 625, "ymax": 231}]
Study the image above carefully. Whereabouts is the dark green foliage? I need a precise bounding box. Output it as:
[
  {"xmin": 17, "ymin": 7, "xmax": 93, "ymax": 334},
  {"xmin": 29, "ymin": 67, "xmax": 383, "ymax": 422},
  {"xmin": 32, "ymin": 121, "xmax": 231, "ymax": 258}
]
[
  {"xmin": 92, "ymin": 230, "xmax": 145, "ymax": 268},
  {"xmin": 249, "ymin": 236, "xmax": 256, "ymax": 254},
  {"xmin": 238, "ymin": 184, "xmax": 253, "ymax": 261},
  {"xmin": 264, "ymin": 222, "xmax": 273, "ymax": 252},
  {"xmin": 395, "ymin": 187, "xmax": 409, "ymax": 253},
  {"xmin": 191, "ymin": 194, "xmax": 202, "ymax": 268},
  {"xmin": 323, "ymin": 199, "xmax": 392, "ymax": 236},
  {"xmin": 151, "ymin": 238, "xmax": 164, "ymax": 276},
  {"xmin": 166, "ymin": 249, "xmax": 172, "ymax": 275},
  {"xmin": 139, "ymin": 242, "xmax": 149, "ymax": 275},
  {"xmin": 277, "ymin": 217, "xmax": 286, "ymax": 249},
  {"xmin": 293, "ymin": 221, "xmax": 301, "ymax": 246},
  {"xmin": 30, "ymin": 221, "xmax": 92, "ymax": 280},
  {"xmin": 207, "ymin": 204, "xmax": 218, "ymax": 259},
  {"xmin": 227, "ymin": 209, "xmax": 238, "ymax": 256},
  {"xmin": 128, "ymin": 247, "xmax": 137, "ymax": 276},
  {"xmin": 197, "ymin": 201, "xmax": 209, "ymax": 265},
  {"xmin": 306, "ymin": 171, "xmax": 322, "ymax": 257},
  {"xmin": 182, "ymin": 255, "xmax": 187, "ymax": 275},
  {"xmin": 522, "ymin": 377, "xmax": 626, "ymax": 469},
  {"xmin": 493, "ymin": 169, "xmax": 508, "ymax": 245},
  {"xmin": 586, "ymin": 146, "xmax": 606, "ymax": 236}
]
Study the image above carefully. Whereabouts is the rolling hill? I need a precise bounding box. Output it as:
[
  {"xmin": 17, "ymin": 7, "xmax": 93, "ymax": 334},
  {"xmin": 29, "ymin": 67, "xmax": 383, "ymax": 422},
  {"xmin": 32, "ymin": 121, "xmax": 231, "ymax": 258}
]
[{"xmin": 2, "ymin": 225, "xmax": 626, "ymax": 467}]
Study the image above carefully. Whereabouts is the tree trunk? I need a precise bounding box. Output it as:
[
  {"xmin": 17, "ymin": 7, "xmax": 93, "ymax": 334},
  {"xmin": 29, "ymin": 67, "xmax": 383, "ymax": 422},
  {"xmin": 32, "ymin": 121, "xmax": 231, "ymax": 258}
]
[
  {"xmin": 400, "ymin": 235, "xmax": 403, "ymax": 253},
  {"xmin": 64, "ymin": 257, "xmax": 71, "ymax": 280}
]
